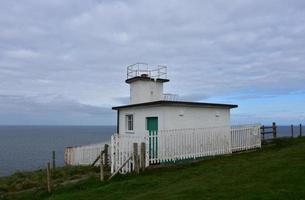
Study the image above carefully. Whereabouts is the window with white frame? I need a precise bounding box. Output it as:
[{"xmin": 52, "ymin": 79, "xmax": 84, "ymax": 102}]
[{"xmin": 126, "ymin": 114, "xmax": 134, "ymax": 132}]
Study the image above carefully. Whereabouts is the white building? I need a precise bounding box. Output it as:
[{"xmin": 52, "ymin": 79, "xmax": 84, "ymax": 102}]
[
  {"xmin": 113, "ymin": 63, "xmax": 238, "ymax": 135},
  {"xmin": 65, "ymin": 64, "xmax": 261, "ymax": 170}
]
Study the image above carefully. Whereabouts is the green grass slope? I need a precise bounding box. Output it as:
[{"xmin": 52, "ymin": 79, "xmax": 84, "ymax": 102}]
[{"xmin": 2, "ymin": 137, "xmax": 305, "ymax": 200}]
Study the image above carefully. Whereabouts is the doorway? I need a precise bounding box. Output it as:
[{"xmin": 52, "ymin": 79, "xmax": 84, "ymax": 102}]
[{"xmin": 146, "ymin": 117, "xmax": 158, "ymax": 163}]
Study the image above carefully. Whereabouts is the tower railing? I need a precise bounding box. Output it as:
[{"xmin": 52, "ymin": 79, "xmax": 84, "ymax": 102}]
[
  {"xmin": 127, "ymin": 63, "xmax": 167, "ymax": 79},
  {"xmin": 162, "ymin": 93, "xmax": 178, "ymax": 101}
]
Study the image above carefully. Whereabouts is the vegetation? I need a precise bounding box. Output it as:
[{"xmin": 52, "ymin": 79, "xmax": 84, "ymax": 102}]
[
  {"xmin": 1, "ymin": 137, "xmax": 305, "ymax": 200},
  {"xmin": 0, "ymin": 166, "xmax": 98, "ymax": 194}
]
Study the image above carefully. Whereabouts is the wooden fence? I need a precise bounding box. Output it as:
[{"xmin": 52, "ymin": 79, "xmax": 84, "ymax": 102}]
[
  {"xmin": 64, "ymin": 142, "xmax": 108, "ymax": 166},
  {"xmin": 261, "ymin": 122, "xmax": 277, "ymax": 139},
  {"xmin": 261, "ymin": 123, "xmax": 303, "ymax": 139},
  {"xmin": 231, "ymin": 125, "xmax": 261, "ymax": 152},
  {"xmin": 110, "ymin": 133, "xmax": 145, "ymax": 174},
  {"xmin": 110, "ymin": 125, "xmax": 261, "ymax": 174},
  {"xmin": 65, "ymin": 123, "xmax": 304, "ymax": 176},
  {"xmin": 147, "ymin": 126, "xmax": 232, "ymax": 165}
]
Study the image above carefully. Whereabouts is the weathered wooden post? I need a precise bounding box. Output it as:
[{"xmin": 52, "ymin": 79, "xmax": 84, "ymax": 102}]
[
  {"xmin": 133, "ymin": 143, "xmax": 139, "ymax": 174},
  {"xmin": 100, "ymin": 150, "xmax": 104, "ymax": 181},
  {"xmin": 300, "ymin": 124, "xmax": 302, "ymax": 137},
  {"xmin": 64, "ymin": 148, "xmax": 68, "ymax": 166},
  {"xmin": 291, "ymin": 125, "xmax": 294, "ymax": 138},
  {"xmin": 46, "ymin": 162, "xmax": 52, "ymax": 193},
  {"xmin": 140, "ymin": 142, "xmax": 146, "ymax": 171},
  {"xmin": 272, "ymin": 122, "xmax": 277, "ymax": 139},
  {"xmin": 262, "ymin": 125, "xmax": 265, "ymax": 140},
  {"xmin": 104, "ymin": 144, "xmax": 109, "ymax": 168},
  {"xmin": 52, "ymin": 151, "xmax": 56, "ymax": 169}
]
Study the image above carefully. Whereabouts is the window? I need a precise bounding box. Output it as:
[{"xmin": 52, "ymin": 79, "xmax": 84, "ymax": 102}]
[{"xmin": 126, "ymin": 115, "xmax": 134, "ymax": 131}]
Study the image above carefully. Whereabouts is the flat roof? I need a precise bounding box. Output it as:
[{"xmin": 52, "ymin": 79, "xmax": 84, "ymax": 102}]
[
  {"xmin": 112, "ymin": 100, "xmax": 238, "ymax": 110},
  {"xmin": 125, "ymin": 76, "xmax": 170, "ymax": 84}
]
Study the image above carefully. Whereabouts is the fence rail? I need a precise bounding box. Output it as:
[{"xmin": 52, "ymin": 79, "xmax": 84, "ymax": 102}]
[
  {"xmin": 127, "ymin": 63, "xmax": 167, "ymax": 79},
  {"xmin": 111, "ymin": 134, "xmax": 145, "ymax": 174},
  {"xmin": 148, "ymin": 126, "xmax": 232, "ymax": 164},
  {"xmin": 64, "ymin": 142, "xmax": 108, "ymax": 166},
  {"xmin": 162, "ymin": 93, "xmax": 178, "ymax": 101},
  {"xmin": 261, "ymin": 122, "xmax": 277, "ymax": 139},
  {"xmin": 64, "ymin": 125, "xmax": 261, "ymax": 174},
  {"xmin": 231, "ymin": 125, "xmax": 261, "ymax": 152},
  {"xmin": 110, "ymin": 125, "xmax": 261, "ymax": 174}
]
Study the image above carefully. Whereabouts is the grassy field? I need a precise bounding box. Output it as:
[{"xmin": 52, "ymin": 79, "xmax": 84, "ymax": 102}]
[
  {"xmin": 1, "ymin": 137, "xmax": 305, "ymax": 200},
  {"xmin": 0, "ymin": 166, "xmax": 98, "ymax": 194}
]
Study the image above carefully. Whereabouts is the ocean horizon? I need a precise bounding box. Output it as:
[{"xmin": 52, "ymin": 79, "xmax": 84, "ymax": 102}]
[
  {"xmin": 0, "ymin": 124, "xmax": 303, "ymax": 177},
  {"xmin": 0, "ymin": 125, "xmax": 116, "ymax": 177}
]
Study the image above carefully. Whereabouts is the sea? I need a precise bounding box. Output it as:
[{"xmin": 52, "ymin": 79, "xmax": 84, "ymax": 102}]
[
  {"xmin": 0, "ymin": 126, "xmax": 115, "ymax": 177},
  {"xmin": 0, "ymin": 125, "xmax": 302, "ymax": 177}
]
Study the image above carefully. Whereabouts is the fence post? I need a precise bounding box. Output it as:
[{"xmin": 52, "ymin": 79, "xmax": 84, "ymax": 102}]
[
  {"xmin": 100, "ymin": 150, "xmax": 104, "ymax": 181},
  {"xmin": 272, "ymin": 122, "xmax": 277, "ymax": 139},
  {"xmin": 145, "ymin": 135, "xmax": 150, "ymax": 167},
  {"xmin": 262, "ymin": 125, "xmax": 265, "ymax": 140},
  {"xmin": 64, "ymin": 148, "xmax": 68, "ymax": 165},
  {"xmin": 300, "ymin": 124, "xmax": 302, "ymax": 137},
  {"xmin": 52, "ymin": 151, "xmax": 56, "ymax": 169},
  {"xmin": 133, "ymin": 143, "xmax": 139, "ymax": 174},
  {"xmin": 104, "ymin": 144, "xmax": 109, "ymax": 168},
  {"xmin": 140, "ymin": 142, "xmax": 146, "ymax": 171},
  {"xmin": 291, "ymin": 125, "xmax": 294, "ymax": 138},
  {"xmin": 46, "ymin": 162, "xmax": 52, "ymax": 193}
]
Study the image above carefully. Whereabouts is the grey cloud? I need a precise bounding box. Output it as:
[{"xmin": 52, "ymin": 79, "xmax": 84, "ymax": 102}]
[
  {"xmin": 113, "ymin": 96, "xmax": 130, "ymax": 105},
  {"xmin": 0, "ymin": 0, "xmax": 304, "ymax": 124},
  {"xmin": 179, "ymin": 93, "xmax": 209, "ymax": 102},
  {"xmin": 0, "ymin": 94, "xmax": 115, "ymax": 125}
]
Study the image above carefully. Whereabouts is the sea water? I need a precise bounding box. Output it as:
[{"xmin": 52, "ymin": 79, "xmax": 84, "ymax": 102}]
[{"xmin": 0, "ymin": 126, "xmax": 115, "ymax": 177}]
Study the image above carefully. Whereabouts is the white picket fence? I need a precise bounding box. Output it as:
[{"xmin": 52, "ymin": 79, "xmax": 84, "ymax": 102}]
[
  {"xmin": 110, "ymin": 124, "xmax": 261, "ymax": 174},
  {"xmin": 111, "ymin": 133, "xmax": 145, "ymax": 174},
  {"xmin": 64, "ymin": 142, "xmax": 108, "ymax": 166},
  {"xmin": 65, "ymin": 125, "xmax": 261, "ymax": 174},
  {"xmin": 231, "ymin": 125, "xmax": 261, "ymax": 152},
  {"xmin": 148, "ymin": 126, "xmax": 232, "ymax": 165}
]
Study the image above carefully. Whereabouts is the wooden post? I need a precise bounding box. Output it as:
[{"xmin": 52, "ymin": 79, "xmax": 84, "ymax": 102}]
[
  {"xmin": 300, "ymin": 124, "xmax": 302, "ymax": 137},
  {"xmin": 291, "ymin": 125, "xmax": 294, "ymax": 138},
  {"xmin": 133, "ymin": 143, "xmax": 139, "ymax": 174},
  {"xmin": 46, "ymin": 162, "xmax": 52, "ymax": 193},
  {"xmin": 272, "ymin": 122, "xmax": 277, "ymax": 139},
  {"xmin": 104, "ymin": 144, "xmax": 109, "ymax": 168},
  {"xmin": 140, "ymin": 142, "xmax": 146, "ymax": 171},
  {"xmin": 52, "ymin": 151, "xmax": 56, "ymax": 169},
  {"xmin": 109, "ymin": 156, "xmax": 132, "ymax": 180},
  {"xmin": 262, "ymin": 125, "xmax": 265, "ymax": 140},
  {"xmin": 100, "ymin": 150, "xmax": 104, "ymax": 181}
]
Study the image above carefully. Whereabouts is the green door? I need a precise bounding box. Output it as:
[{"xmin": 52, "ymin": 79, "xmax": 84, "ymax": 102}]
[
  {"xmin": 146, "ymin": 117, "xmax": 158, "ymax": 163},
  {"xmin": 147, "ymin": 117, "xmax": 158, "ymax": 133}
]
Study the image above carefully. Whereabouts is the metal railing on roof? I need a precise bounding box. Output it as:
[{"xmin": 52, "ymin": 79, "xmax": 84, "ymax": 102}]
[
  {"xmin": 162, "ymin": 93, "xmax": 178, "ymax": 101},
  {"xmin": 127, "ymin": 63, "xmax": 167, "ymax": 80}
]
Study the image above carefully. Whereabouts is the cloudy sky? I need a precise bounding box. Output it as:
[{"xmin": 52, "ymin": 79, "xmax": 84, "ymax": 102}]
[{"xmin": 0, "ymin": 0, "xmax": 304, "ymax": 125}]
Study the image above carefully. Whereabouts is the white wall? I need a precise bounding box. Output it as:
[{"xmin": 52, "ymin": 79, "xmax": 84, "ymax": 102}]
[
  {"xmin": 118, "ymin": 105, "xmax": 231, "ymax": 135},
  {"xmin": 130, "ymin": 80, "xmax": 163, "ymax": 104}
]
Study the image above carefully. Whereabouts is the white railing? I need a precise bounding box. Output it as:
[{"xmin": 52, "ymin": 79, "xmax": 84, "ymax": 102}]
[
  {"xmin": 111, "ymin": 133, "xmax": 145, "ymax": 174},
  {"xmin": 127, "ymin": 63, "xmax": 167, "ymax": 79},
  {"xmin": 64, "ymin": 125, "xmax": 261, "ymax": 174},
  {"xmin": 162, "ymin": 93, "xmax": 178, "ymax": 101},
  {"xmin": 148, "ymin": 126, "xmax": 231, "ymax": 164},
  {"xmin": 231, "ymin": 125, "xmax": 261, "ymax": 152},
  {"xmin": 110, "ymin": 125, "xmax": 261, "ymax": 174},
  {"xmin": 64, "ymin": 142, "xmax": 108, "ymax": 166}
]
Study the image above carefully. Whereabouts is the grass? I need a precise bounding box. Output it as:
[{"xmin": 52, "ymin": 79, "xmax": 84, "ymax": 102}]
[
  {"xmin": 0, "ymin": 166, "xmax": 98, "ymax": 194},
  {"xmin": 1, "ymin": 137, "xmax": 305, "ymax": 200}
]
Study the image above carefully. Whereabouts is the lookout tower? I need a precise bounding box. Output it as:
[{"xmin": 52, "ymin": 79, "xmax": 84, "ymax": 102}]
[{"xmin": 126, "ymin": 63, "xmax": 171, "ymax": 104}]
